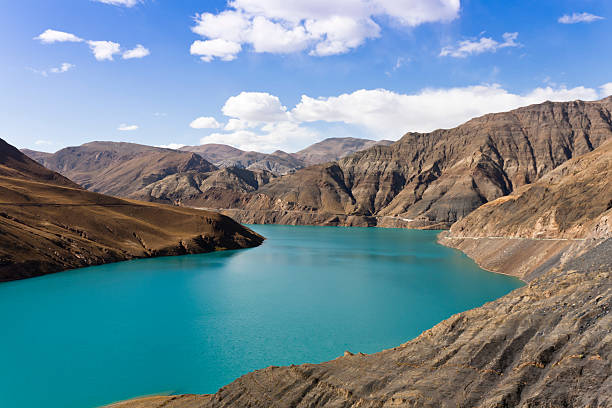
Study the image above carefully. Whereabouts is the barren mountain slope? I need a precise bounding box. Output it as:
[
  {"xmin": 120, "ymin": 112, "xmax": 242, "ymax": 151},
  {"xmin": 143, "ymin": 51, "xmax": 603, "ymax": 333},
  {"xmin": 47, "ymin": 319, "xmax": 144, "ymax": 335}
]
[
  {"xmin": 26, "ymin": 142, "xmax": 217, "ymax": 196},
  {"xmin": 180, "ymin": 145, "xmax": 305, "ymax": 175},
  {"xmin": 130, "ymin": 167, "xmax": 276, "ymax": 207},
  {"xmin": 0, "ymin": 139, "xmax": 263, "ymax": 282},
  {"xmin": 214, "ymin": 97, "xmax": 612, "ymax": 228},
  {"xmin": 291, "ymin": 137, "xmax": 394, "ymax": 165}
]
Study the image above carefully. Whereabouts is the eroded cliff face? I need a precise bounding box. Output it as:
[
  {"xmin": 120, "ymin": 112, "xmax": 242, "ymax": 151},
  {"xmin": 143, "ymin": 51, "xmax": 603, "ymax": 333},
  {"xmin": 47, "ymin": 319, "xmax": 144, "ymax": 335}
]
[
  {"xmin": 197, "ymin": 98, "xmax": 612, "ymax": 228},
  {"xmin": 442, "ymin": 138, "xmax": 612, "ymax": 281}
]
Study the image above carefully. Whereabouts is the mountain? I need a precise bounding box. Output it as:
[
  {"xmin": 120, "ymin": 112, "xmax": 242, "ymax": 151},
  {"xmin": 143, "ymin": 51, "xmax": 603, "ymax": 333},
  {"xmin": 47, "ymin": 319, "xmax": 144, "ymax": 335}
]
[
  {"xmin": 130, "ymin": 167, "xmax": 276, "ymax": 208},
  {"xmin": 292, "ymin": 137, "xmax": 394, "ymax": 166},
  {"xmin": 441, "ymin": 137, "xmax": 612, "ymax": 281},
  {"xmin": 24, "ymin": 141, "xmax": 217, "ymax": 196},
  {"xmin": 0, "ymin": 139, "xmax": 263, "ymax": 282},
  {"xmin": 179, "ymin": 137, "xmax": 392, "ymax": 175},
  {"xmin": 180, "ymin": 144, "xmax": 305, "ymax": 175},
  {"xmin": 202, "ymin": 97, "xmax": 612, "ymax": 229},
  {"xmin": 106, "ymin": 119, "xmax": 612, "ymax": 408}
]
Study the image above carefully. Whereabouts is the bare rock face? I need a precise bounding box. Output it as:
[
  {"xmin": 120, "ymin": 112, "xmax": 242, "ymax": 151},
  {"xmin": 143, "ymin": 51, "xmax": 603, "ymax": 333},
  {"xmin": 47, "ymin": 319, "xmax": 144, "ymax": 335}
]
[
  {"xmin": 202, "ymin": 98, "xmax": 612, "ymax": 228},
  {"xmin": 0, "ymin": 139, "xmax": 263, "ymax": 282}
]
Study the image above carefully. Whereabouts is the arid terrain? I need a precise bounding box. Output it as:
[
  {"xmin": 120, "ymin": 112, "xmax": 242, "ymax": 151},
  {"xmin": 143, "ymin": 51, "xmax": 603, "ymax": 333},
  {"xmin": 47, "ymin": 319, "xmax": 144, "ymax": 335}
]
[{"xmin": 0, "ymin": 139, "xmax": 263, "ymax": 282}]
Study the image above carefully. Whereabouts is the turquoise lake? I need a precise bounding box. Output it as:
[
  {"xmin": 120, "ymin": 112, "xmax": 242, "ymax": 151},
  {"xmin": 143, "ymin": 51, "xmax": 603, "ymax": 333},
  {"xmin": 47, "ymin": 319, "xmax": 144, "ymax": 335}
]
[{"xmin": 0, "ymin": 225, "xmax": 523, "ymax": 408}]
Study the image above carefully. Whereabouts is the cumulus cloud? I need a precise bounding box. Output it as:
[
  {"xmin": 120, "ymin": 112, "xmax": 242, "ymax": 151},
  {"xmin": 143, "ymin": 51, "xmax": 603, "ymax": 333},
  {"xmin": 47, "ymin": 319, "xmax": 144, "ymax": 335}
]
[
  {"xmin": 117, "ymin": 124, "xmax": 139, "ymax": 131},
  {"xmin": 601, "ymin": 83, "xmax": 612, "ymax": 98},
  {"xmin": 122, "ymin": 44, "xmax": 150, "ymax": 59},
  {"xmin": 200, "ymin": 122, "xmax": 319, "ymax": 152},
  {"xmin": 291, "ymin": 85, "xmax": 601, "ymax": 137},
  {"xmin": 95, "ymin": 0, "xmax": 142, "ymax": 6},
  {"xmin": 190, "ymin": 116, "xmax": 222, "ymax": 129},
  {"xmin": 156, "ymin": 143, "xmax": 186, "ymax": 149},
  {"xmin": 190, "ymin": 39, "xmax": 242, "ymax": 62},
  {"xmin": 558, "ymin": 12, "xmax": 604, "ymax": 24},
  {"xmin": 34, "ymin": 29, "xmax": 83, "ymax": 44},
  {"xmin": 194, "ymin": 83, "xmax": 610, "ymax": 152},
  {"xmin": 190, "ymin": 0, "xmax": 460, "ymax": 61},
  {"xmin": 440, "ymin": 32, "xmax": 520, "ymax": 58},
  {"xmin": 35, "ymin": 28, "xmax": 148, "ymax": 63},
  {"xmin": 88, "ymin": 40, "xmax": 121, "ymax": 61},
  {"xmin": 222, "ymin": 92, "xmax": 289, "ymax": 122}
]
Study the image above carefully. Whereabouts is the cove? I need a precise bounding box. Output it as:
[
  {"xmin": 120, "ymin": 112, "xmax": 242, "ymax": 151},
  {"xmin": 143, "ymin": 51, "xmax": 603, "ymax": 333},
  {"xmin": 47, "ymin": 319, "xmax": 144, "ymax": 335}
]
[{"xmin": 0, "ymin": 225, "xmax": 523, "ymax": 408}]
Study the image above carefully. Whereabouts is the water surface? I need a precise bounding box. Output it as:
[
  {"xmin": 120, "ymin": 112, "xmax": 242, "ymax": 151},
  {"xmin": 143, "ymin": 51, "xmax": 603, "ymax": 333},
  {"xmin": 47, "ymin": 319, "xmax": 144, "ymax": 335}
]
[{"xmin": 0, "ymin": 225, "xmax": 523, "ymax": 408}]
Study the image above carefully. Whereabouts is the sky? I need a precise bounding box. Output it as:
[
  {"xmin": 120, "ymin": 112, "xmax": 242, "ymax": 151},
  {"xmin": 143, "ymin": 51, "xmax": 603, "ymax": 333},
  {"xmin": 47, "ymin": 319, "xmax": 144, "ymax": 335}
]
[{"xmin": 1, "ymin": 0, "xmax": 611, "ymax": 153}]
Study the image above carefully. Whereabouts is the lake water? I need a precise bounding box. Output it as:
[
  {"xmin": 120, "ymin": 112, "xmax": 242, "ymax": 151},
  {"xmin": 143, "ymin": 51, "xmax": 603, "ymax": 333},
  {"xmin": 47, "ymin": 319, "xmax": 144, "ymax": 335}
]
[{"xmin": 0, "ymin": 225, "xmax": 523, "ymax": 408}]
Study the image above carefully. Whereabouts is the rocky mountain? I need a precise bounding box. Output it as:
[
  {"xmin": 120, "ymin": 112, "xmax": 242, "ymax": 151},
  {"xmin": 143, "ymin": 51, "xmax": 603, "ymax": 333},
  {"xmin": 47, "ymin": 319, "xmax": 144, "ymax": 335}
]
[
  {"xmin": 25, "ymin": 142, "xmax": 217, "ymax": 196},
  {"xmin": 292, "ymin": 137, "xmax": 393, "ymax": 166},
  {"xmin": 0, "ymin": 139, "xmax": 263, "ymax": 282},
  {"xmin": 199, "ymin": 97, "xmax": 612, "ymax": 229},
  {"xmin": 179, "ymin": 137, "xmax": 392, "ymax": 175},
  {"xmin": 130, "ymin": 167, "xmax": 276, "ymax": 208},
  {"xmin": 106, "ymin": 116, "xmax": 612, "ymax": 408}
]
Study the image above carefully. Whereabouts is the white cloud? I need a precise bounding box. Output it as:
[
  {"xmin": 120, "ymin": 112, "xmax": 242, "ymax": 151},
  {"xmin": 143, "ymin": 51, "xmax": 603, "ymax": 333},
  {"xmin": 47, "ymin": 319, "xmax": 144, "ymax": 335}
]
[
  {"xmin": 28, "ymin": 62, "xmax": 75, "ymax": 77},
  {"xmin": 190, "ymin": 39, "xmax": 242, "ymax": 62},
  {"xmin": 558, "ymin": 12, "xmax": 604, "ymax": 24},
  {"xmin": 95, "ymin": 0, "xmax": 142, "ymax": 6},
  {"xmin": 440, "ymin": 32, "xmax": 520, "ymax": 58},
  {"xmin": 190, "ymin": 116, "xmax": 222, "ymax": 129},
  {"xmin": 200, "ymin": 122, "xmax": 318, "ymax": 152},
  {"xmin": 117, "ymin": 124, "xmax": 139, "ymax": 131},
  {"xmin": 122, "ymin": 44, "xmax": 150, "ymax": 59},
  {"xmin": 88, "ymin": 40, "xmax": 121, "ymax": 61},
  {"xmin": 291, "ymin": 85, "xmax": 602, "ymax": 137},
  {"xmin": 49, "ymin": 62, "xmax": 74, "ymax": 73},
  {"xmin": 197, "ymin": 83, "xmax": 609, "ymax": 152},
  {"xmin": 34, "ymin": 29, "xmax": 83, "ymax": 44},
  {"xmin": 190, "ymin": 0, "xmax": 460, "ymax": 61},
  {"xmin": 156, "ymin": 143, "xmax": 186, "ymax": 149},
  {"xmin": 222, "ymin": 92, "xmax": 289, "ymax": 122}
]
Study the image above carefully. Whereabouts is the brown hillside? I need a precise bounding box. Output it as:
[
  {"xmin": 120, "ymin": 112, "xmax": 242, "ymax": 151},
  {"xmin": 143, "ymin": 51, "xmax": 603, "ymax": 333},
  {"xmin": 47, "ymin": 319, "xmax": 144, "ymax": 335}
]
[{"xmin": 0, "ymin": 139, "xmax": 263, "ymax": 282}]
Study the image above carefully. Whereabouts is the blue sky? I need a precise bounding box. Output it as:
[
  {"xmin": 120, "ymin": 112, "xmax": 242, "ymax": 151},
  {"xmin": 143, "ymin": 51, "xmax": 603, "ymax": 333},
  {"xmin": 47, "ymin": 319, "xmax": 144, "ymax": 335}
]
[{"xmin": 1, "ymin": 0, "xmax": 611, "ymax": 153}]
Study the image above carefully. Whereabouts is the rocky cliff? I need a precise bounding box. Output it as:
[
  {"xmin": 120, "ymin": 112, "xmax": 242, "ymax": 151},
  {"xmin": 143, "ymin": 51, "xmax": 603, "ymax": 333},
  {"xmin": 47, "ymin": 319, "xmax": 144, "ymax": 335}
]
[{"xmin": 0, "ymin": 139, "xmax": 263, "ymax": 282}]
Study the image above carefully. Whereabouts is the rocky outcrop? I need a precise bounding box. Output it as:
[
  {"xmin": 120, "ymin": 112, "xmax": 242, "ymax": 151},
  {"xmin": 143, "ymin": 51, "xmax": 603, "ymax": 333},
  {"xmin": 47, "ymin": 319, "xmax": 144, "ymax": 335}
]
[
  {"xmin": 0, "ymin": 139, "xmax": 263, "ymax": 282},
  {"xmin": 186, "ymin": 98, "xmax": 612, "ymax": 229}
]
